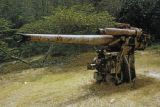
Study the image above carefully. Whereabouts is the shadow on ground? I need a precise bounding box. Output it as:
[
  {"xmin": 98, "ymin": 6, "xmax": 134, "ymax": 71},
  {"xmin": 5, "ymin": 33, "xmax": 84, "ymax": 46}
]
[{"xmin": 57, "ymin": 75, "xmax": 156, "ymax": 107}]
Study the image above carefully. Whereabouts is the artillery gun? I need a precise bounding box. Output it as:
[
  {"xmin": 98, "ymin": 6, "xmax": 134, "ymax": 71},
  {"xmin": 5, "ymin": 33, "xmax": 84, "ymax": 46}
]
[{"xmin": 16, "ymin": 24, "xmax": 150, "ymax": 85}]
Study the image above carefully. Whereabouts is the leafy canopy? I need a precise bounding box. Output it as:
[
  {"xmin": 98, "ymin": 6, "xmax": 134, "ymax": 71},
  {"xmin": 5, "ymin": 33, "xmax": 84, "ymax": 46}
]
[
  {"xmin": 0, "ymin": 18, "xmax": 11, "ymax": 31},
  {"xmin": 19, "ymin": 4, "xmax": 116, "ymax": 34}
]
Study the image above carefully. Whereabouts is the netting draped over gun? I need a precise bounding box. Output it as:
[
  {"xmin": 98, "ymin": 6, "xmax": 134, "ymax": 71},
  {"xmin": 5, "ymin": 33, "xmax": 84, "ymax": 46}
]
[{"xmin": 15, "ymin": 24, "xmax": 151, "ymax": 85}]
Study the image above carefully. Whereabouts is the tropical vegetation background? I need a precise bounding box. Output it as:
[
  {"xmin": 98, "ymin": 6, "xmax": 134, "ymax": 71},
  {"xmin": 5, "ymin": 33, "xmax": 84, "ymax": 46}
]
[{"xmin": 0, "ymin": 0, "xmax": 160, "ymax": 63}]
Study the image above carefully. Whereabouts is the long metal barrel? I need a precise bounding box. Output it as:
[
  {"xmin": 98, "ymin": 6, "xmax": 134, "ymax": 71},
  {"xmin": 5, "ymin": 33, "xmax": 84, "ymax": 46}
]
[
  {"xmin": 99, "ymin": 28, "xmax": 143, "ymax": 36},
  {"xmin": 21, "ymin": 34, "xmax": 115, "ymax": 45}
]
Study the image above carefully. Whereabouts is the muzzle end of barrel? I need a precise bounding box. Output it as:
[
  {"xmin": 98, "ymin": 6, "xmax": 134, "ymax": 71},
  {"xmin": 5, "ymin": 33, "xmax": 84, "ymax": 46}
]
[{"xmin": 14, "ymin": 33, "xmax": 31, "ymax": 43}]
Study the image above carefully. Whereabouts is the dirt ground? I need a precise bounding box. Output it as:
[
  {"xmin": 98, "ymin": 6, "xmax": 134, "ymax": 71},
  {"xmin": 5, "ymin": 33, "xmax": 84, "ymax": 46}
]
[{"xmin": 0, "ymin": 50, "xmax": 160, "ymax": 107}]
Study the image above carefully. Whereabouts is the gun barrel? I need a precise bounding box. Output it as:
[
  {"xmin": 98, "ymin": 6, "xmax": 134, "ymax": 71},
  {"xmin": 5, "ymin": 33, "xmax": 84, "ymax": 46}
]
[{"xmin": 21, "ymin": 34, "xmax": 115, "ymax": 45}]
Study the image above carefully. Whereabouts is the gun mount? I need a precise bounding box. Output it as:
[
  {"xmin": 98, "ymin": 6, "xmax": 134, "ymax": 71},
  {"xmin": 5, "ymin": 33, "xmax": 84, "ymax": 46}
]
[{"xmin": 17, "ymin": 24, "xmax": 150, "ymax": 85}]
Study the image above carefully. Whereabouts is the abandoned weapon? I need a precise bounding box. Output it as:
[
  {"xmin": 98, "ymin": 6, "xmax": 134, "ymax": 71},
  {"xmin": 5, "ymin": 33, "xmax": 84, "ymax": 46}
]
[{"xmin": 16, "ymin": 24, "xmax": 150, "ymax": 85}]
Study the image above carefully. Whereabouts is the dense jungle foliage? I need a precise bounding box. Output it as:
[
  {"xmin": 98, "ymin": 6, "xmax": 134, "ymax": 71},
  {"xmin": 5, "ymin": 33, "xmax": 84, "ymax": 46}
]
[{"xmin": 0, "ymin": 0, "xmax": 160, "ymax": 63}]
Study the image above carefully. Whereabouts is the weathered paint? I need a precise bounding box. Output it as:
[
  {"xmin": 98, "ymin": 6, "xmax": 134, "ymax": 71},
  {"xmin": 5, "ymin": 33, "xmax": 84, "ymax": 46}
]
[
  {"xmin": 99, "ymin": 28, "xmax": 142, "ymax": 37},
  {"xmin": 22, "ymin": 34, "xmax": 115, "ymax": 45}
]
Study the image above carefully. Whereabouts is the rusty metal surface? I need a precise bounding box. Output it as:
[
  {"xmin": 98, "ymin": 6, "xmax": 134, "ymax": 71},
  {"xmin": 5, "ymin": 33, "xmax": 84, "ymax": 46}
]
[
  {"xmin": 99, "ymin": 28, "xmax": 143, "ymax": 36},
  {"xmin": 22, "ymin": 34, "xmax": 115, "ymax": 45}
]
